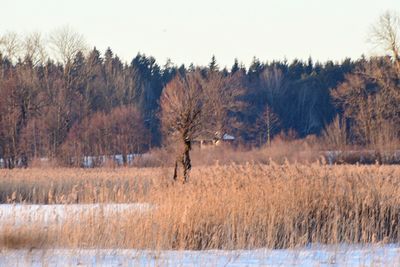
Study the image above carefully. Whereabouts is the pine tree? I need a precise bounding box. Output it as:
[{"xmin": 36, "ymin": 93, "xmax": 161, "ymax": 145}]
[
  {"xmin": 248, "ymin": 57, "xmax": 264, "ymax": 81},
  {"xmin": 209, "ymin": 55, "xmax": 218, "ymax": 72},
  {"xmin": 231, "ymin": 58, "xmax": 239, "ymax": 74}
]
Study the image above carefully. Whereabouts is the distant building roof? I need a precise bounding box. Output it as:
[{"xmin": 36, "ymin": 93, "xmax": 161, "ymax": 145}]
[
  {"xmin": 194, "ymin": 132, "xmax": 235, "ymax": 142},
  {"xmin": 222, "ymin": 134, "xmax": 235, "ymax": 140}
]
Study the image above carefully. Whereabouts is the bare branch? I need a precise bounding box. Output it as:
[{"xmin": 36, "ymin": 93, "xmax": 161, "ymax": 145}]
[
  {"xmin": 369, "ymin": 10, "xmax": 400, "ymax": 69},
  {"xmin": 0, "ymin": 32, "xmax": 21, "ymax": 62},
  {"xmin": 49, "ymin": 26, "xmax": 87, "ymax": 65},
  {"xmin": 23, "ymin": 32, "xmax": 48, "ymax": 66}
]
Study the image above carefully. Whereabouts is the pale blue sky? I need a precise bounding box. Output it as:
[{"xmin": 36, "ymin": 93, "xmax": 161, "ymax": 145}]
[{"xmin": 1, "ymin": 0, "xmax": 399, "ymax": 68}]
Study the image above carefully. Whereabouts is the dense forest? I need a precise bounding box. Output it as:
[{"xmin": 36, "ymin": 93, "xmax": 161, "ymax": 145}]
[{"xmin": 0, "ymin": 13, "xmax": 399, "ymax": 168}]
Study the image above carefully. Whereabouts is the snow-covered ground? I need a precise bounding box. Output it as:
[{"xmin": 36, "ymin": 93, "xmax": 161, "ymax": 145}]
[
  {"xmin": 0, "ymin": 203, "xmax": 152, "ymax": 226},
  {"xmin": 0, "ymin": 204, "xmax": 399, "ymax": 266},
  {"xmin": 1, "ymin": 245, "xmax": 399, "ymax": 266}
]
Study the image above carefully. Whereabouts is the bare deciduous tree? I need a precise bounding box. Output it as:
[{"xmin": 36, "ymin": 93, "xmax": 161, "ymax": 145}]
[
  {"xmin": 23, "ymin": 32, "xmax": 47, "ymax": 66},
  {"xmin": 0, "ymin": 32, "xmax": 21, "ymax": 62},
  {"xmin": 160, "ymin": 72, "xmax": 204, "ymax": 183},
  {"xmin": 49, "ymin": 26, "xmax": 87, "ymax": 65},
  {"xmin": 160, "ymin": 70, "xmax": 244, "ymax": 183},
  {"xmin": 369, "ymin": 10, "xmax": 400, "ymax": 71},
  {"xmin": 330, "ymin": 11, "xmax": 400, "ymax": 148},
  {"xmin": 62, "ymin": 106, "xmax": 148, "ymax": 166},
  {"xmin": 332, "ymin": 58, "xmax": 400, "ymax": 147},
  {"xmin": 253, "ymin": 67, "xmax": 284, "ymax": 146},
  {"xmin": 256, "ymin": 105, "xmax": 280, "ymax": 146},
  {"xmin": 261, "ymin": 66, "xmax": 285, "ymax": 103}
]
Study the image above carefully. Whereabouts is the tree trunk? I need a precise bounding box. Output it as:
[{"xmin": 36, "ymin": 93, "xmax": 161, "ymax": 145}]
[
  {"xmin": 173, "ymin": 139, "xmax": 192, "ymax": 184},
  {"xmin": 173, "ymin": 160, "xmax": 178, "ymax": 182},
  {"xmin": 181, "ymin": 139, "xmax": 192, "ymax": 183},
  {"xmin": 21, "ymin": 153, "xmax": 28, "ymax": 168},
  {"xmin": 122, "ymin": 154, "xmax": 127, "ymax": 166},
  {"xmin": 7, "ymin": 157, "xmax": 15, "ymax": 169}
]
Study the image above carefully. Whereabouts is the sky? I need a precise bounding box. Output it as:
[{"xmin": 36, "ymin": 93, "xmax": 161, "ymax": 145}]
[{"xmin": 1, "ymin": 0, "xmax": 399, "ymax": 68}]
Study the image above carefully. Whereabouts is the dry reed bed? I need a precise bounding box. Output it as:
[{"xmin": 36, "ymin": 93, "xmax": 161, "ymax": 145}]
[
  {"xmin": 0, "ymin": 163, "xmax": 399, "ymax": 250},
  {"xmin": 0, "ymin": 167, "xmax": 165, "ymax": 203}
]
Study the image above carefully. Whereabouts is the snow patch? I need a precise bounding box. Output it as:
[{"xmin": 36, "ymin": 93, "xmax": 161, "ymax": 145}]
[
  {"xmin": 0, "ymin": 203, "xmax": 152, "ymax": 226},
  {"xmin": 0, "ymin": 245, "xmax": 399, "ymax": 266}
]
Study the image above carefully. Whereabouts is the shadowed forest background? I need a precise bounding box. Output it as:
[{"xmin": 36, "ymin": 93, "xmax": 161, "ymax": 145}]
[{"xmin": 0, "ymin": 12, "xmax": 399, "ymax": 168}]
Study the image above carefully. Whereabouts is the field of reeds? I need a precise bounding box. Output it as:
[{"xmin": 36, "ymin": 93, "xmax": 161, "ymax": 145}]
[{"xmin": 0, "ymin": 162, "xmax": 399, "ymax": 250}]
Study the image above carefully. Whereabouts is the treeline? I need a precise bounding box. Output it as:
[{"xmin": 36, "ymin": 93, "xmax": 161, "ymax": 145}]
[
  {"xmin": 0, "ymin": 45, "xmax": 163, "ymax": 168},
  {"xmin": 0, "ymin": 15, "xmax": 399, "ymax": 167}
]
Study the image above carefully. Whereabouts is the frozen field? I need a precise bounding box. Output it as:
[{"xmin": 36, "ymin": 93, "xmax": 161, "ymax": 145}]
[{"xmin": 1, "ymin": 245, "xmax": 400, "ymax": 266}]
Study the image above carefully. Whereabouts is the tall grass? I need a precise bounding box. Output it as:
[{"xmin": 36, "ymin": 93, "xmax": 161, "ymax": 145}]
[{"xmin": 0, "ymin": 163, "xmax": 399, "ymax": 250}]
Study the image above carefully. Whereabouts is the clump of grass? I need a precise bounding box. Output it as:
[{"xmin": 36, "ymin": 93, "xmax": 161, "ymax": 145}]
[{"xmin": 0, "ymin": 163, "xmax": 399, "ymax": 250}]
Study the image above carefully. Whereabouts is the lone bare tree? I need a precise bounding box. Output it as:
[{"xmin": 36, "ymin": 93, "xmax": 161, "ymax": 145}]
[
  {"xmin": 160, "ymin": 72, "xmax": 204, "ymax": 183},
  {"xmin": 256, "ymin": 67, "xmax": 284, "ymax": 146},
  {"xmin": 160, "ymin": 70, "xmax": 244, "ymax": 183},
  {"xmin": 256, "ymin": 105, "xmax": 280, "ymax": 146}
]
